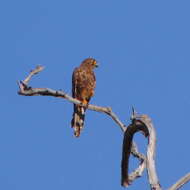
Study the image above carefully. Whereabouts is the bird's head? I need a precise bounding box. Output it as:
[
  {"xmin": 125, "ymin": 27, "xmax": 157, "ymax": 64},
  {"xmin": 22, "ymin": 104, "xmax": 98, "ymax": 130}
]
[{"xmin": 81, "ymin": 58, "xmax": 99, "ymax": 69}]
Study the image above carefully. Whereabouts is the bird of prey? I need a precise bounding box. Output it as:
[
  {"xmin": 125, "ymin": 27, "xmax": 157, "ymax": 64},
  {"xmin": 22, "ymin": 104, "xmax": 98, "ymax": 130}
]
[{"xmin": 71, "ymin": 58, "xmax": 98, "ymax": 137}]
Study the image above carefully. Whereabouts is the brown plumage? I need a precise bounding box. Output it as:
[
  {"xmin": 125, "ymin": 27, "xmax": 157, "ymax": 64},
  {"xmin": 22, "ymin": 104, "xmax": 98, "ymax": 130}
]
[{"xmin": 71, "ymin": 58, "xmax": 98, "ymax": 137}]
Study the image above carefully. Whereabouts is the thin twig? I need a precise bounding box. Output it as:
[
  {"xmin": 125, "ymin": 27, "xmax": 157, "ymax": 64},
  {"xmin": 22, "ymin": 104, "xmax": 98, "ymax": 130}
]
[
  {"xmin": 168, "ymin": 173, "xmax": 190, "ymax": 190},
  {"xmin": 23, "ymin": 65, "xmax": 44, "ymax": 85}
]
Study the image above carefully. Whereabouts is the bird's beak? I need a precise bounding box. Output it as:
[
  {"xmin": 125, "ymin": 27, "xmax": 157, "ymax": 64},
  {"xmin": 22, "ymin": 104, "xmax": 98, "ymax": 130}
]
[{"xmin": 95, "ymin": 61, "xmax": 99, "ymax": 68}]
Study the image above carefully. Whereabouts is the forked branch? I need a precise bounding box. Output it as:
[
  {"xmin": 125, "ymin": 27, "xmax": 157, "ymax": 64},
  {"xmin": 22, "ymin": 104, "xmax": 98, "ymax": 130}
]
[{"xmin": 121, "ymin": 112, "xmax": 161, "ymax": 190}]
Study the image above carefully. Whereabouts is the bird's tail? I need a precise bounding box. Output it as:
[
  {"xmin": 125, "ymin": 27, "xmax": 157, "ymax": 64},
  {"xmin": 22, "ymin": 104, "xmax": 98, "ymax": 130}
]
[{"xmin": 71, "ymin": 105, "xmax": 86, "ymax": 137}]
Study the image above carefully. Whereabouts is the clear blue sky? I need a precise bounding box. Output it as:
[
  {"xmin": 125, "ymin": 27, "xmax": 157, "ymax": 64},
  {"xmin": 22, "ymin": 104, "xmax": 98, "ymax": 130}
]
[{"xmin": 1, "ymin": 0, "xmax": 190, "ymax": 189}]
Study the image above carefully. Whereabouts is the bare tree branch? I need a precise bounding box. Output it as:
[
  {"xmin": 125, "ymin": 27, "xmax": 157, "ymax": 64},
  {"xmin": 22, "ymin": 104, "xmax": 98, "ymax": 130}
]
[
  {"xmin": 121, "ymin": 117, "xmax": 148, "ymax": 187},
  {"xmin": 23, "ymin": 65, "xmax": 45, "ymax": 85},
  {"xmin": 139, "ymin": 115, "xmax": 161, "ymax": 190},
  {"xmin": 168, "ymin": 173, "xmax": 190, "ymax": 190},
  {"xmin": 17, "ymin": 66, "xmax": 190, "ymax": 190},
  {"xmin": 121, "ymin": 113, "xmax": 162, "ymax": 190},
  {"xmin": 18, "ymin": 66, "xmax": 147, "ymax": 186},
  {"xmin": 17, "ymin": 66, "xmax": 126, "ymax": 132}
]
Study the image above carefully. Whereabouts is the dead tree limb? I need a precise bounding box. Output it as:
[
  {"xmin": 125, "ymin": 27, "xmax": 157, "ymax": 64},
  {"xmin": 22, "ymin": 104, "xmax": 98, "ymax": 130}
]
[
  {"xmin": 17, "ymin": 66, "xmax": 126, "ymax": 132},
  {"xmin": 17, "ymin": 66, "xmax": 147, "ymax": 186},
  {"xmin": 121, "ymin": 112, "xmax": 162, "ymax": 190},
  {"xmin": 17, "ymin": 66, "xmax": 190, "ymax": 189},
  {"xmin": 139, "ymin": 115, "xmax": 161, "ymax": 190},
  {"xmin": 168, "ymin": 173, "xmax": 190, "ymax": 190},
  {"xmin": 122, "ymin": 130, "xmax": 147, "ymax": 187}
]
